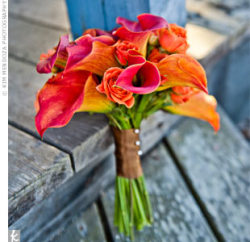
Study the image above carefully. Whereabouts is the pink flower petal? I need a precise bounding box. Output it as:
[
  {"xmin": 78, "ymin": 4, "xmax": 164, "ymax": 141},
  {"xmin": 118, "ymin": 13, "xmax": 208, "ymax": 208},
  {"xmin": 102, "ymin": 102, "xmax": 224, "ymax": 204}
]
[
  {"xmin": 116, "ymin": 53, "xmax": 160, "ymax": 94},
  {"xmin": 37, "ymin": 34, "xmax": 69, "ymax": 73}
]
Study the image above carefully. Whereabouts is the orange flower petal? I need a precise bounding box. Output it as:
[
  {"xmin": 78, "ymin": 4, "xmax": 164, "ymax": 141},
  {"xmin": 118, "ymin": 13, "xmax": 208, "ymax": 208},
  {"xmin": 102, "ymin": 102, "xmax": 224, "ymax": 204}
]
[
  {"xmin": 157, "ymin": 54, "xmax": 208, "ymax": 93},
  {"xmin": 70, "ymin": 41, "xmax": 119, "ymax": 76},
  {"xmin": 114, "ymin": 27, "xmax": 150, "ymax": 57},
  {"xmin": 35, "ymin": 70, "xmax": 90, "ymax": 137},
  {"xmin": 77, "ymin": 74, "xmax": 114, "ymax": 113},
  {"xmin": 164, "ymin": 91, "xmax": 220, "ymax": 131}
]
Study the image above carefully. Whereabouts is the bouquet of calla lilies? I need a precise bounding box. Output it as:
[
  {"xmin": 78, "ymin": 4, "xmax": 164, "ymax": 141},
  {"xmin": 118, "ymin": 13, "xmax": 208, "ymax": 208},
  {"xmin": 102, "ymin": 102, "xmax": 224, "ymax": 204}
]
[{"xmin": 35, "ymin": 13, "xmax": 220, "ymax": 238}]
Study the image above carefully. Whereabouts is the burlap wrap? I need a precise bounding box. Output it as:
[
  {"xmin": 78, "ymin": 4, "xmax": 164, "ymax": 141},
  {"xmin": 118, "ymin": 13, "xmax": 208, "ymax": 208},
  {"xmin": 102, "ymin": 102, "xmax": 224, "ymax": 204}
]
[{"xmin": 112, "ymin": 127, "xmax": 143, "ymax": 179}]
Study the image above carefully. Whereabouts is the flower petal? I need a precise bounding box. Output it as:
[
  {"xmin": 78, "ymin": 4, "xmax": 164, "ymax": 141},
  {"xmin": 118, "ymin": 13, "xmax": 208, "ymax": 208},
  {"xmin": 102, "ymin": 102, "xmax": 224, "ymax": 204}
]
[
  {"xmin": 114, "ymin": 27, "xmax": 149, "ymax": 57},
  {"xmin": 70, "ymin": 41, "xmax": 119, "ymax": 76},
  {"xmin": 116, "ymin": 13, "xmax": 168, "ymax": 32},
  {"xmin": 157, "ymin": 54, "xmax": 208, "ymax": 93},
  {"xmin": 37, "ymin": 34, "xmax": 69, "ymax": 73},
  {"xmin": 159, "ymin": 24, "xmax": 189, "ymax": 54},
  {"xmin": 35, "ymin": 70, "xmax": 90, "ymax": 137},
  {"xmin": 164, "ymin": 91, "xmax": 220, "ymax": 131},
  {"xmin": 116, "ymin": 53, "xmax": 161, "ymax": 94},
  {"xmin": 66, "ymin": 34, "xmax": 115, "ymax": 71},
  {"xmin": 77, "ymin": 74, "xmax": 115, "ymax": 113},
  {"xmin": 114, "ymin": 14, "xmax": 168, "ymax": 57}
]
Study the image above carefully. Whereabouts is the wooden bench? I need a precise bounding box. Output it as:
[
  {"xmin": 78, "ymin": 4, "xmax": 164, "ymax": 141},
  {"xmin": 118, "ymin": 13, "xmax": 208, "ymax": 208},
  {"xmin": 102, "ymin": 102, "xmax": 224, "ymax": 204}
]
[{"xmin": 8, "ymin": 0, "xmax": 250, "ymax": 241}]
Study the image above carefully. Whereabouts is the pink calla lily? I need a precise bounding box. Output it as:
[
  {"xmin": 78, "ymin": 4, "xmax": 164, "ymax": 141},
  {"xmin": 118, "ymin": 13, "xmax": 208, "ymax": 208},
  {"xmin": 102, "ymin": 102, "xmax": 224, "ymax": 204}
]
[
  {"xmin": 116, "ymin": 50, "xmax": 161, "ymax": 94},
  {"xmin": 65, "ymin": 34, "xmax": 115, "ymax": 70},
  {"xmin": 37, "ymin": 34, "xmax": 69, "ymax": 73},
  {"xmin": 114, "ymin": 13, "xmax": 168, "ymax": 56}
]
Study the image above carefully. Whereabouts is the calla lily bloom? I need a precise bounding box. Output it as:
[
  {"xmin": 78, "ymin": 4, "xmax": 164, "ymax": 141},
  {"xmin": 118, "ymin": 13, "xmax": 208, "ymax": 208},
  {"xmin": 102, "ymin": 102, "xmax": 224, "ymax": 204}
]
[
  {"xmin": 69, "ymin": 40, "xmax": 119, "ymax": 76},
  {"xmin": 157, "ymin": 54, "xmax": 208, "ymax": 93},
  {"xmin": 163, "ymin": 87, "xmax": 220, "ymax": 131},
  {"xmin": 115, "ymin": 50, "xmax": 161, "ymax": 94},
  {"xmin": 77, "ymin": 74, "xmax": 115, "ymax": 112},
  {"xmin": 37, "ymin": 35, "xmax": 69, "ymax": 74},
  {"xmin": 159, "ymin": 23, "xmax": 189, "ymax": 54},
  {"xmin": 35, "ymin": 70, "xmax": 91, "ymax": 137},
  {"xmin": 114, "ymin": 13, "xmax": 168, "ymax": 56},
  {"xmin": 65, "ymin": 34, "xmax": 115, "ymax": 71}
]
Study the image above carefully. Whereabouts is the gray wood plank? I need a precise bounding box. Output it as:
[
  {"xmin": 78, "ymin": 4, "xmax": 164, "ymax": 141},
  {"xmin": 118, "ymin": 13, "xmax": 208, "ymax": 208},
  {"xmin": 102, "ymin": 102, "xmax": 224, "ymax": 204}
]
[
  {"xmin": 9, "ymin": 17, "xmax": 68, "ymax": 64},
  {"xmin": 53, "ymin": 204, "xmax": 106, "ymax": 242},
  {"xmin": 10, "ymin": 155, "xmax": 115, "ymax": 242},
  {"xmin": 102, "ymin": 144, "xmax": 216, "ymax": 241},
  {"xmin": 9, "ymin": 57, "xmax": 180, "ymax": 172},
  {"xmin": 8, "ymin": 125, "xmax": 73, "ymax": 225},
  {"xmin": 167, "ymin": 108, "xmax": 250, "ymax": 242},
  {"xmin": 9, "ymin": 0, "xmax": 70, "ymax": 30}
]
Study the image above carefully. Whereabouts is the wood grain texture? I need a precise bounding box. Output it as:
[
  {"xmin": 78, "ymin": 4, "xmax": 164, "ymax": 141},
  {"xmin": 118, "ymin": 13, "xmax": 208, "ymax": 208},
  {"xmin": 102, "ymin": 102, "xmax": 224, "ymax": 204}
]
[
  {"xmin": 103, "ymin": 0, "xmax": 149, "ymax": 30},
  {"xmin": 9, "ymin": 0, "xmax": 70, "ymax": 30},
  {"xmin": 102, "ymin": 144, "xmax": 216, "ymax": 241},
  {"xmin": 65, "ymin": 0, "xmax": 106, "ymax": 39},
  {"xmin": 167, "ymin": 108, "xmax": 250, "ymax": 241},
  {"xmin": 8, "ymin": 125, "xmax": 73, "ymax": 225},
  {"xmin": 53, "ymin": 204, "xmax": 106, "ymax": 242},
  {"xmin": 149, "ymin": 0, "xmax": 186, "ymax": 26},
  {"xmin": 9, "ymin": 57, "xmax": 180, "ymax": 172},
  {"xmin": 10, "ymin": 155, "xmax": 115, "ymax": 242},
  {"xmin": 9, "ymin": 17, "xmax": 68, "ymax": 64}
]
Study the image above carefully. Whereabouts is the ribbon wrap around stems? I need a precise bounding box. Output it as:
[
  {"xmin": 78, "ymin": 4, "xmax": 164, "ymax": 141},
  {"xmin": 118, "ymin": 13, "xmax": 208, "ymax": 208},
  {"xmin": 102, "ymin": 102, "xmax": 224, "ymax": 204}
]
[{"xmin": 112, "ymin": 127, "xmax": 143, "ymax": 179}]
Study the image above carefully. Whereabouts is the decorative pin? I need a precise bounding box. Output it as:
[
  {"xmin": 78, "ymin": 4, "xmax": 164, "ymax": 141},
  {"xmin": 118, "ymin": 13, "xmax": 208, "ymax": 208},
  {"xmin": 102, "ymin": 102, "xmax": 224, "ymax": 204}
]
[
  {"xmin": 134, "ymin": 129, "xmax": 140, "ymax": 134},
  {"xmin": 138, "ymin": 150, "xmax": 143, "ymax": 156},
  {"xmin": 135, "ymin": 140, "xmax": 140, "ymax": 146}
]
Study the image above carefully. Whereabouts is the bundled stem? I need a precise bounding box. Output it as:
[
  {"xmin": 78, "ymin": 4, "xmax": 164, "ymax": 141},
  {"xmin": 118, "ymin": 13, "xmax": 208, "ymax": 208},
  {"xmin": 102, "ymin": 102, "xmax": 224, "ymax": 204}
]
[
  {"xmin": 109, "ymin": 91, "xmax": 171, "ymax": 239},
  {"xmin": 114, "ymin": 176, "xmax": 153, "ymax": 239}
]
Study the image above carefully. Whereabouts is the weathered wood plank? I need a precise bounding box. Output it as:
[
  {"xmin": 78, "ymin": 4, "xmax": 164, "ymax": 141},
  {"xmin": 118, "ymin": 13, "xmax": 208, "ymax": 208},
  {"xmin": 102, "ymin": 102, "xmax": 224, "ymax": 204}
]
[
  {"xmin": 8, "ymin": 125, "xmax": 73, "ymax": 225},
  {"xmin": 9, "ymin": 57, "xmax": 180, "ymax": 172},
  {"xmin": 167, "ymin": 108, "xmax": 250, "ymax": 241},
  {"xmin": 9, "ymin": 0, "xmax": 70, "ymax": 30},
  {"xmin": 53, "ymin": 204, "xmax": 106, "ymax": 242},
  {"xmin": 10, "ymin": 155, "xmax": 115, "ymax": 242},
  {"xmin": 9, "ymin": 17, "xmax": 68, "ymax": 64},
  {"xmin": 102, "ymin": 144, "xmax": 216, "ymax": 241}
]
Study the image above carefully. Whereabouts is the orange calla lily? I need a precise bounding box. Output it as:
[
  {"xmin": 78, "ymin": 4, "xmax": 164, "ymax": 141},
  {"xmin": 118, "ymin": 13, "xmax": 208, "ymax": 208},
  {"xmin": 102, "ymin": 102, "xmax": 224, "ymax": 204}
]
[
  {"xmin": 157, "ymin": 54, "xmax": 208, "ymax": 93},
  {"xmin": 77, "ymin": 74, "xmax": 114, "ymax": 112},
  {"xmin": 69, "ymin": 41, "xmax": 119, "ymax": 76},
  {"xmin": 163, "ymin": 88, "xmax": 220, "ymax": 131}
]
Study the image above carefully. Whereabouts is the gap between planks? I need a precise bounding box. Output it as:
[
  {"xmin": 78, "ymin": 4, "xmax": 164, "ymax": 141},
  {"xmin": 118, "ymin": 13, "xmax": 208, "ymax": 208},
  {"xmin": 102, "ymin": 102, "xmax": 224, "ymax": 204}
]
[
  {"xmin": 163, "ymin": 136, "xmax": 225, "ymax": 242},
  {"xmin": 8, "ymin": 120, "xmax": 76, "ymax": 172}
]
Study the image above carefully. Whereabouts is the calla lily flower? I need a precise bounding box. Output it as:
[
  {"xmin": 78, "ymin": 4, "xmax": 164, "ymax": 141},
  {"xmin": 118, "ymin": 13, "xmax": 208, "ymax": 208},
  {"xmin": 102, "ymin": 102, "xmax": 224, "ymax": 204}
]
[
  {"xmin": 77, "ymin": 74, "xmax": 115, "ymax": 112},
  {"xmin": 37, "ymin": 34, "xmax": 69, "ymax": 74},
  {"xmin": 159, "ymin": 24, "xmax": 189, "ymax": 54},
  {"xmin": 65, "ymin": 34, "xmax": 115, "ymax": 71},
  {"xmin": 35, "ymin": 70, "xmax": 91, "ymax": 137},
  {"xmin": 114, "ymin": 13, "xmax": 168, "ymax": 56},
  {"xmin": 157, "ymin": 54, "xmax": 208, "ymax": 93},
  {"xmin": 115, "ymin": 50, "xmax": 161, "ymax": 94},
  {"xmin": 69, "ymin": 40, "xmax": 119, "ymax": 76},
  {"xmin": 163, "ymin": 87, "xmax": 220, "ymax": 131}
]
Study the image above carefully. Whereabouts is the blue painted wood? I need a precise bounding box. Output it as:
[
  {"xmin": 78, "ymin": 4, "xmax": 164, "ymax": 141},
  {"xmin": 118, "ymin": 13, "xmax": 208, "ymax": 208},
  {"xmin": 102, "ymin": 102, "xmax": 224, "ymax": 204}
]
[
  {"xmin": 65, "ymin": 0, "xmax": 105, "ymax": 39},
  {"xmin": 103, "ymin": 0, "xmax": 150, "ymax": 30},
  {"xmin": 65, "ymin": 0, "xmax": 186, "ymax": 39}
]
